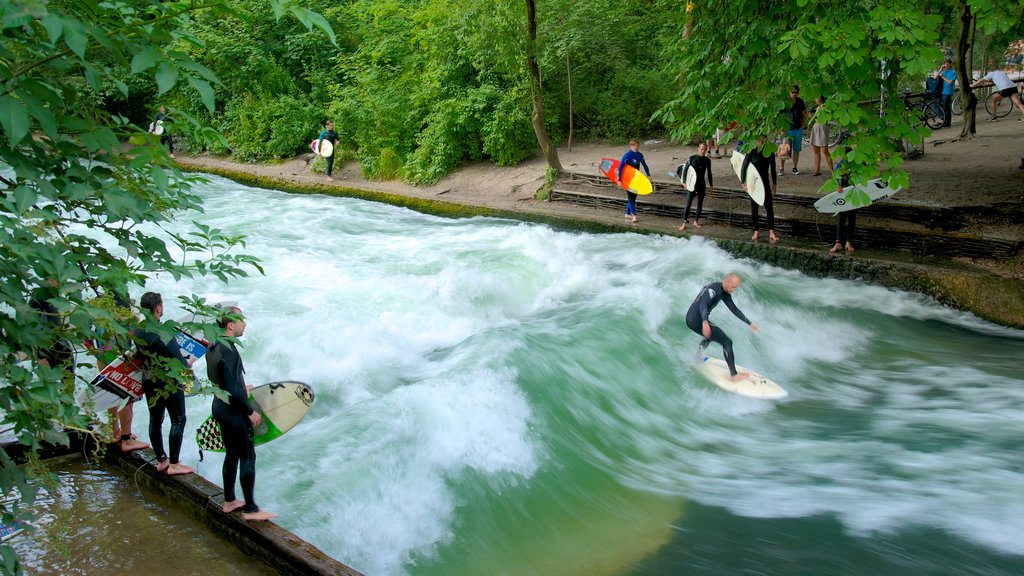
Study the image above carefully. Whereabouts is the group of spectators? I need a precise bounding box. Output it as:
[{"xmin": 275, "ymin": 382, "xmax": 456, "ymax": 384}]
[{"xmin": 30, "ymin": 288, "xmax": 276, "ymax": 522}]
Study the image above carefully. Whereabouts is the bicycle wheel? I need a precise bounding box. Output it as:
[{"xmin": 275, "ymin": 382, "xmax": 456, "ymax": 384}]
[
  {"xmin": 922, "ymin": 101, "xmax": 944, "ymax": 129},
  {"xmin": 826, "ymin": 121, "xmax": 843, "ymax": 147},
  {"xmin": 985, "ymin": 92, "xmax": 1013, "ymax": 119},
  {"xmin": 951, "ymin": 93, "xmax": 962, "ymax": 116}
]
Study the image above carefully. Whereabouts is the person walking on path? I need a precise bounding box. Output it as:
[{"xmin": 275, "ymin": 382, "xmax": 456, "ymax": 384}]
[
  {"xmin": 740, "ymin": 137, "xmax": 779, "ymax": 243},
  {"xmin": 808, "ymin": 95, "xmax": 834, "ymax": 175},
  {"xmin": 779, "ymin": 85, "xmax": 807, "ymax": 175},
  {"xmin": 685, "ymin": 273, "xmax": 760, "ymax": 382},
  {"xmin": 317, "ymin": 120, "xmax": 339, "ymax": 180},
  {"xmin": 207, "ymin": 305, "xmax": 277, "ymax": 521},
  {"xmin": 617, "ymin": 139, "xmax": 651, "ymax": 224},
  {"xmin": 150, "ymin": 106, "xmax": 174, "ymax": 158},
  {"xmin": 969, "ymin": 70, "xmax": 1024, "ymax": 121},
  {"xmin": 678, "ymin": 142, "xmax": 713, "ymax": 231},
  {"xmin": 137, "ymin": 292, "xmax": 195, "ymax": 476}
]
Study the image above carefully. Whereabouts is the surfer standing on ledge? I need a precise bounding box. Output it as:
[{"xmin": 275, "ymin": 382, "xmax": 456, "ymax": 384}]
[
  {"xmin": 685, "ymin": 273, "xmax": 759, "ymax": 382},
  {"xmin": 207, "ymin": 305, "xmax": 277, "ymax": 521},
  {"xmin": 617, "ymin": 139, "xmax": 650, "ymax": 224}
]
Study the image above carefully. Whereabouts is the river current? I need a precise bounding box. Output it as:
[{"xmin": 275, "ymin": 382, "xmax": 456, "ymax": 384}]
[{"xmin": 121, "ymin": 176, "xmax": 1024, "ymax": 575}]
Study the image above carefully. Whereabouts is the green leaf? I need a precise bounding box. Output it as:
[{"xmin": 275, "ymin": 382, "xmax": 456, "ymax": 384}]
[
  {"xmin": 0, "ymin": 95, "xmax": 30, "ymax": 145},
  {"xmin": 131, "ymin": 47, "xmax": 162, "ymax": 74},
  {"xmin": 188, "ymin": 77, "xmax": 216, "ymax": 113},
  {"xmin": 63, "ymin": 20, "xmax": 88, "ymax": 59},
  {"xmin": 155, "ymin": 62, "xmax": 179, "ymax": 95},
  {"xmin": 14, "ymin": 186, "xmax": 37, "ymax": 213},
  {"xmin": 41, "ymin": 13, "xmax": 64, "ymax": 44}
]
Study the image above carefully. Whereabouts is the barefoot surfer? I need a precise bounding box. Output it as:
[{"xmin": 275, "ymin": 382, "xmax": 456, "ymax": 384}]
[
  {"xmin": 617, "ymin": 140, "xmax": 650, "ymax": 223},
  {"xmin": 207, "ymin": 305, "xmax": 277, "ymax": 521},
  {"xmin": 685, "ymin": 273, "xmax": 760, "ymax": 382}
]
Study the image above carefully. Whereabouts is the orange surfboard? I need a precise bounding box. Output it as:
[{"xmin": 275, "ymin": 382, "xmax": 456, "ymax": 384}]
[{"xmin": 599, "ymin": 158, "xmax": 653, "ymax": 195}]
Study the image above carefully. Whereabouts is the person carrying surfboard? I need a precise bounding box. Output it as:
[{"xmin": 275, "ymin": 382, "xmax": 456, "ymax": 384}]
[
  {"xmin": 317, "ymin": 120, "xmax": 339, "ymax": 181},
  {"xmin": 137, "ymin": 292, "xmax": 196, "ymax": 476},
  {"xmin": 206, "ymin": 305, "xmax": 277, "ymax": 522},
  {"xmin": 150, "ymin": 105, "xmax": 174, "ymax": 159},
  {"xmin": 830, "ymin": 153, "xmax": 857, "ymax": 254},
  {"xmin": 740, "ymin": 137, "xmax": 779, "ymax": 243},
  {"xmin": 685, "ymin": 273, "xmax": 759, "ymax": 382},
  {"xmin": 678, "ymin": 142, "xmax": 713, "ymax": 231},
  {"xmin": 617, "ymin": 140, "xmax": 650, "ymax": 223}
]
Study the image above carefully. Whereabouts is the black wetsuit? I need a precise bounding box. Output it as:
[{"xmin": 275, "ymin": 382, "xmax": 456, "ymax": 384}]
[
  {"xmin": 681, "ymin": 154, "xmax": 713, "ymax": 222},
  {"xmin": 137, "ymin": 325, "xmax": 189, "ymax": 465},
  {"xmin": 29, "ymin": 294, "xmax": 74, "ymax": 375},
  {"xmin": 834, "ymin": 164, "xmax": 856, "ymax": 245},
  {"xmin": 740, "ymin": 149, "xmax": 778, "ymax": 232},
  {"xmin": 153, "ymin": 112, "xmax": 173, "ymax": 154},
  {"xmin": 685, "ymin": 281, "xmax": 752, "ymax": 376},
  {"xmin": 207, "ymin": 340, "xmax": 260, "ymax": 513}
]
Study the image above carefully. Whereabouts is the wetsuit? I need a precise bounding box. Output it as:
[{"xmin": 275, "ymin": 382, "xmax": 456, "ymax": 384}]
[
  {"xmin": 740, "ymin": 149, "xmax": 778, "ymax": 232},
  {"xmin": 137, "ymin": 325, "xmax": 189, "ymax": 465},
  {"xmin": 681, "ymin": 154, "xmax": 713, "ymax": 222},
  {"xmin": 617, "ymin": 149, "xmax": 650, "ymax": 217},
  {"xmin": 153, "ymin": 112, "xmax": 173, "ymax": 154},
  {"xmin": 207, "ymin": 340, "xmax": 260, "ymax": 514},
  {"xmin": 685, "ymin": 281, "xmax": 752, "ymax": 376},
  {"xmin": 317, "ymin": 128, "xmax": 339, "ymax": 176},
  {"xmin": 833, "ymin": 161, "xmax": 856, "ymax": 245},
  {"xmin": 29, "ymin": 293, "xmax": 75, "ymax": 376}
]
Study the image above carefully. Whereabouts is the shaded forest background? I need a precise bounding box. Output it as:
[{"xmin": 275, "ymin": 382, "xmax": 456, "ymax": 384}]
[{"xmin": 94, "ymin": 0, "xmax": 1023, "ymax": 185}]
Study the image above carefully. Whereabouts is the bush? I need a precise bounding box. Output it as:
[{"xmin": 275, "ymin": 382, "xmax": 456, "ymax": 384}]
[
  {"xmin": 223, "ymin": 95, "xmax": 322, "ymax": 162},
  {"xmin": 482, "ymin": 85, "xmax": 537, "ymax": 167}
]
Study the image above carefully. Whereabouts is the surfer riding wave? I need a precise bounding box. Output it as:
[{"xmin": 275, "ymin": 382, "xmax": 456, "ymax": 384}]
[{"xmin": 685, "ymin": 273, "xmax": 759, "ymax": 381}]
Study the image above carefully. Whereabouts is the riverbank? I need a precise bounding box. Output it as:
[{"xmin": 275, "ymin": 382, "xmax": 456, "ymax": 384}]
[{"xmin": 175, "ymin": 116, "xmax": 1024, "ymax": 328}]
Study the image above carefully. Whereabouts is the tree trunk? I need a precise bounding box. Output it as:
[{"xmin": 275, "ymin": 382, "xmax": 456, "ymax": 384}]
[
  {"xmin": 525, "ymin": 0, "xmax": 562, "ymax": 171},
  {"xmin": 566, "ymin": 51, "xmax": 573, "ymax": 152},
  {"xmin": 956, "ymin": 1, "xmax": 976, "ymax": 139},
  {"xmin": 682, "ymin": 1, "xmax": 695, "ymax": 39}
]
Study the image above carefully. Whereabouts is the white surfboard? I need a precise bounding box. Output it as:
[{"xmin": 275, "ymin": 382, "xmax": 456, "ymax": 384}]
[
  {"xmin": 697, "ymin": 356, "xmax": 788, "ymax": 400},
  {"xmin": 149, "ymin": 120, "xmax": 164, "ymax": 136},
  {"xmin": 684, "ymin": 163, "xmax": 698, "ymax": 191},
  {"xmin": 195, "ymin": 381, "xmax": 315, "ymax": 452},
  {"xmin": 730, "ymin": 151, "xmax": 766, "ymax": 206},
  {"xmin": 814, "ymin": 178, "xmax": 902, "ymax": 214},
  {"xmin": 317, "ymin": 139, "xmax": 333, "ymax": 157}
]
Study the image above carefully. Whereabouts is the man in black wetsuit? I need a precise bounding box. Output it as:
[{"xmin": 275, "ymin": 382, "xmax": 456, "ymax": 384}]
[
  {"xmin": 740, "ymin": 137, "xmax": 779, "ymax": 243},
  {"xmin": 206, "ymin": 305, "xmax": 276, "ymax": 521},
  {"xmin": 137, "ymin": 292, "xmax": 195, "ymax": 476},
  {"xmin": 685, "ymin": 273, "xmax": 760, "ymax": 382},
  {"xmin": 678, "ymin": 142, "xmax": 713, "ymax": 232}
]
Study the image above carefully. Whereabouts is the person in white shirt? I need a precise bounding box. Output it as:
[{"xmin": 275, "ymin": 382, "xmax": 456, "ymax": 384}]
[{"xmin": 970, "ymin": 70, "xmax": 1024, "ymax": 121}]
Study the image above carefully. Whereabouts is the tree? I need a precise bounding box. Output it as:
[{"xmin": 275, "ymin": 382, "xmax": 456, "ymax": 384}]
[
  {"xmin": 654, "ymin": 0, "xmax": 947, "ymax": 193},
  {"xmin": 525, "ymin": 0, "xmax": 562, "ymax": 171},
  {"xmin": 0, "ymin": 1, "xmax": 331, "ymax": 572}
]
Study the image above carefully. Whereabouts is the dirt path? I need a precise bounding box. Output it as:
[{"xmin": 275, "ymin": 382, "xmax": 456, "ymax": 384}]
[{"xmin": 177, "ymin": 113, "xmax": 1024, "ymax": 280}]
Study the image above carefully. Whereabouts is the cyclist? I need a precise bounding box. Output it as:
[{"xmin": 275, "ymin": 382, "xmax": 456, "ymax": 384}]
[{"xmin": 969, "ymin": 69, "xmax": 1024, "ymax": 121}]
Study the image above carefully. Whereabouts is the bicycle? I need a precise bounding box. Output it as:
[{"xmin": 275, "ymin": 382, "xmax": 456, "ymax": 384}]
[
  {"xmin": 801, "ymin": 119, "xmax": 851, "ymax": 149},
  {"xmin": 951, "ymin": 92, "xmax": 962, "ymax": 115},
  {"xmin": 918, "ymin": 97, "xmax": 945, "ymax": 129},
  {"xmin": 984, "ymin": 91, "xmax": 1013, "ymax": 119}
]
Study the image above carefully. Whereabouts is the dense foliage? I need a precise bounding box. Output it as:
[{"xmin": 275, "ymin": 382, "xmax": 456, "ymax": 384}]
[
  {"xmin": 0, "ymin": 0, "xmax": 330, "ymax": 573},
  {"xmin": 134, "ymin": 0, "xmax": 680, "ymax": 182}
]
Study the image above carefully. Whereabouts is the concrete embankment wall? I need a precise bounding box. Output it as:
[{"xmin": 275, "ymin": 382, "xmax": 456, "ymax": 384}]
[{"xmin": 185, "ymin": 165, "xmax": 1024, "ymax": 330}]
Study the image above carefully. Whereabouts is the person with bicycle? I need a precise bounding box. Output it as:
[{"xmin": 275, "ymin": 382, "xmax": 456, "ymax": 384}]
[
  {"xmin": 939, "ymin": 60, "xmax": 957, "ymax": 127},
  {"xmin": 970, "ymin": 69, "xmax": 1024, "ymax": 121}
]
